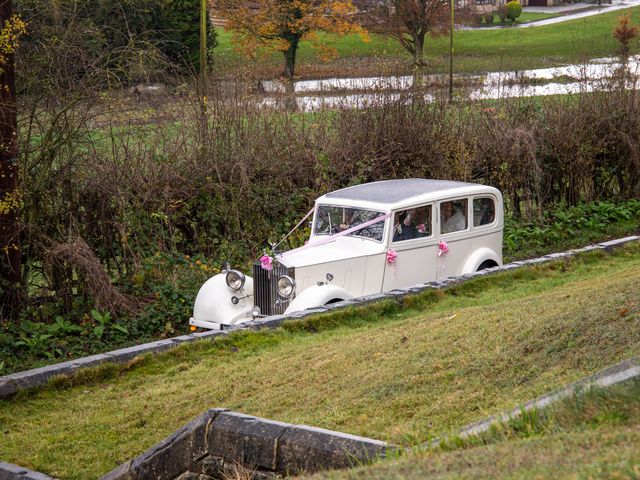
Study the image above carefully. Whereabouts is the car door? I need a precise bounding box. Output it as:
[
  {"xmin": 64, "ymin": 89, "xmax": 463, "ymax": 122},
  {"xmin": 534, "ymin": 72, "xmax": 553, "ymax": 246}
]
[
  {"xmin": 382, "ymin": 204, "xmax": 438, "ymax": 291},
  {"xmin": 437, "ymin": 198, "xmax": 471, "ymax": 279}
]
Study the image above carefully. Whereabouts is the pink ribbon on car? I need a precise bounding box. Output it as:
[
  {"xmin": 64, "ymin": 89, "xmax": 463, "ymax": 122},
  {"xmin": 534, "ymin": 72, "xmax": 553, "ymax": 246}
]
[{"xmin": 279, "ymin": 212, "xmax": 391, "ymax": 258}]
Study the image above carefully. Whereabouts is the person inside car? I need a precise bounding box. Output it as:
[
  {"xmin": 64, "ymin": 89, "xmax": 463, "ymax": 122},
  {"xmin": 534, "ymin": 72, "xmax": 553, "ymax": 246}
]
[{"xmin": 441, "ymin": 201, "xmax": 466, "ymax": 233}]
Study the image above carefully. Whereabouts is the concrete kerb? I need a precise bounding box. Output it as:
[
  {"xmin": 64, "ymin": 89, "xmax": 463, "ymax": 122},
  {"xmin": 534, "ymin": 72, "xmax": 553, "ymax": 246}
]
[
  {"xmin": 0, "ymin": 235, "xmax": 638, "ymax": 400},
  {"xmin": 0, "ymin": 331, "xmax": 229, "ymax": 400}
]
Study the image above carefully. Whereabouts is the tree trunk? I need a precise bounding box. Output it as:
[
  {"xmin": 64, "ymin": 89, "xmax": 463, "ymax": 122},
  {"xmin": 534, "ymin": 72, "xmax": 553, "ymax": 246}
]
[
  {"xmin": 282, "ymin": 36, "xmax": 300, "ymax": 79},
  {"xmin": 413, "ymin": 33, "xmax": 426, "ymax": 67},
  {"xmin": 0, "ymin": 0, "xmax": 21, "ymax": 319}
]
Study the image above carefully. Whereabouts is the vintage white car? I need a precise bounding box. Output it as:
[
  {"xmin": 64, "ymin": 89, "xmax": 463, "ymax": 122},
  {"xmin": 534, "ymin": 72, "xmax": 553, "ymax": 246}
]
[{"xmin": 190, "ymin": 179, "xmax": 503, "ymax": 330}]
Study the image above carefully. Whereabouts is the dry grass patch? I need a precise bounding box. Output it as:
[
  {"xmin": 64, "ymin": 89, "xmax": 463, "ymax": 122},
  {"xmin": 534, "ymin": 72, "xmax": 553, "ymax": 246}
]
[{"xmin": 0, "ymin": 247, "xmax": 638, "ymax": 479}]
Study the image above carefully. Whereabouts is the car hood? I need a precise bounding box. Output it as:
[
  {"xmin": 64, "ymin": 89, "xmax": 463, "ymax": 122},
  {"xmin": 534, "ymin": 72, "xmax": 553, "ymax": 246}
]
[{"xmin": 276, "ymin": 236, "xmax": 386, "ymax": 268}]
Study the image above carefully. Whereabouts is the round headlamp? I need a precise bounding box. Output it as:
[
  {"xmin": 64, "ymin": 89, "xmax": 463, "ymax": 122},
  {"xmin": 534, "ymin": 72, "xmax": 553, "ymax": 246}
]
[
  {"xmin": 277, "ymin": 275, "xmax": 296, "ymax": 298},
  {"xmin": 225, "ymin": 270, "xmax": 246, "ymax": 291}
]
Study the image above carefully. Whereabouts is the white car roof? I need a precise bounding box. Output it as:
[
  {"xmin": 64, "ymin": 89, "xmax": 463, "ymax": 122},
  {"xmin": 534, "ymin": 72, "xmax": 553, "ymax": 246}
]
[{"xmin": 317, "ymin": 179, "xmax": 500, "ymax": 211}]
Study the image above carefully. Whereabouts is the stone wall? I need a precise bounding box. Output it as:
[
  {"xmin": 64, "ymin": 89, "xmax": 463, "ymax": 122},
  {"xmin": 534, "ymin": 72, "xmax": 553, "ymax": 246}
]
[
  {"xmin": 0, "ymin": 462, "xmax": 56, "ymax": 480},
  {"xmin": 99, "ymin": 410, "xmax": 390, "ymax": 480}
]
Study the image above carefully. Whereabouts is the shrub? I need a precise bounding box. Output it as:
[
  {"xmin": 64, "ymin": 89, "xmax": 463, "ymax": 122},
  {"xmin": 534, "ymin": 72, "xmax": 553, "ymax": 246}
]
[
  {"xmin": 506, "ymin": 0, "xmax": 523, "ymax": 22},
  {"xmin": 5, "ymin": 59, "xmax": 640, "ymax": 372},
  {"xmin": 472, "ymin": 14, "xmax": 483, "ymax": 26},
  {"xmin": 483, "ymin": 12, "xmax": 495, "ymax": 24},
  {"xmin": 497, "ymin": 4, "xmax": 509, "ymax": 23},
  {"xmin": 613, "ymin": 12, "xmax": 639, "ymax": 58}
]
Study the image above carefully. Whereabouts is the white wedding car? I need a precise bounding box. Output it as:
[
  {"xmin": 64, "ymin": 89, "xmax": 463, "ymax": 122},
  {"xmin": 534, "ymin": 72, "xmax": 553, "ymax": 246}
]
[{"xmin": 190, "ymin": 179, "xmax": 503, "ymax": 330}]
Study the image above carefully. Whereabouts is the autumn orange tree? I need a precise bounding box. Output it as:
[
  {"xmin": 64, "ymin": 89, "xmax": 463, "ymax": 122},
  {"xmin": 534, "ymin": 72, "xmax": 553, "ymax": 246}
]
[
  {"xmin": 219, "ymin": 0, "xmax": 367, "ymax": 78},
  {"xmin": 613, "ymin": 12, "xmax": 639, "ymax": 59},
  {"xmin": 364, "ymin": 0, "xmax": 451, "ymax": 67}
]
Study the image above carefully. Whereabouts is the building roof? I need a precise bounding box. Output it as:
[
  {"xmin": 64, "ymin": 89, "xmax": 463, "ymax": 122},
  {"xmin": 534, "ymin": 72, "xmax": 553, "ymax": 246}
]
[{"xmin": 323, "ymin": 179, "xmax": 481, "ymax": 205}]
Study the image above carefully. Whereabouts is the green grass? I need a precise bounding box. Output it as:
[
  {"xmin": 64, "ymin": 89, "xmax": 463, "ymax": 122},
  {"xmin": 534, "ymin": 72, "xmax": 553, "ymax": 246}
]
[
  {"xmin": 312, "ymin": 380, "xmax": 640, "ymax": 479},
  {"xmin": 214, "ymin": 6, "xmax": 640, "ymax": 78},
  {"xmin": 0, "ymin": 244, "xmax": 638, "ymax": 479},
  {"xmin": 478, "ymin": 11, "xmax": 561, "ymax": 27}
]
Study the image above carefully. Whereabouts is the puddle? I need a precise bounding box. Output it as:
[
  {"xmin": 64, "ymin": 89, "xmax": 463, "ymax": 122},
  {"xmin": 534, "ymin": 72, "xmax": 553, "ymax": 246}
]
[
  {"xmin": 261, "ymin": 76, "xmax": 416, "ymax": 93},
  {"xmin": 260, "ymin": 92, "xmax": 435, "ymax": 110},
  {"xmin": 259, "ymin": 55, "xmax": 640, "ymax": 111}
]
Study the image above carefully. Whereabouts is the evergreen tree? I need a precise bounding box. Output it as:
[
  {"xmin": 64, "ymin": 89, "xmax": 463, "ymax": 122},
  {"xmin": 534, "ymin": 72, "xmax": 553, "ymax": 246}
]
[
  {"xmin": 15, "ymin": 0, "xmax": 217, "ymax": 74},
  {"xmin": 158, "ymin": 0, "xmax": 217, "ymax": 71}
]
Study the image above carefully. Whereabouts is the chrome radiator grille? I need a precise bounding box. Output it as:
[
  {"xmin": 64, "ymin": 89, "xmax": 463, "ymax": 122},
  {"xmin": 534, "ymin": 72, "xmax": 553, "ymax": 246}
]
[{"xmin": 253, "ymin": 261, "xmax": 295, "ymax": 316}]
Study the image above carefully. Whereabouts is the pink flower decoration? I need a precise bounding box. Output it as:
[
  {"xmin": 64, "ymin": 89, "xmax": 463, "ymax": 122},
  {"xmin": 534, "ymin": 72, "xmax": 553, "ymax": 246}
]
[
  {"xmin": 438, "ymin": 241, "xmax": 449, "ymax": 256},
  {"xmin": 417, "ymin": 223, "xmax": 426, "ymax": 233},
  {"xmin": 386, "ymin": 249, "xmax": 397, "ymax": 264},
  {"xmin": 260, "ymin": 254, "xmax": 273, "ymax": 271}
]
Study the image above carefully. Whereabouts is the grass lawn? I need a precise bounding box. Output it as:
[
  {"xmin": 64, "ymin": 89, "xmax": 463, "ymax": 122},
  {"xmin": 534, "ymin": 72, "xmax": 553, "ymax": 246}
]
[
  {"xmin": 0, "ymin": 244, "xmax": 638, "ymax": 479},
  {"xmin": 481, "ymin": 11, "xmax": 561, "ymax": 25},
  {"xmin": 214, "ymin": 6, "xmax": 640, "ymax": 78},
  {"xmin": 322, "ymin": 428, "xmax": 640, "ymax": 479},
  {"xmin": 313, "ymin": 380, "xmax": 640, "ymax": 479}
]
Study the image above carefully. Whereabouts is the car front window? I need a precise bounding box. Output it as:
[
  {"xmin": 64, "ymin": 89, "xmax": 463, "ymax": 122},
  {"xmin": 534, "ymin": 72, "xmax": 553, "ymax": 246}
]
[{"xmin": 314, "ymin": 205, "xmax": 386, "ymax": 242}]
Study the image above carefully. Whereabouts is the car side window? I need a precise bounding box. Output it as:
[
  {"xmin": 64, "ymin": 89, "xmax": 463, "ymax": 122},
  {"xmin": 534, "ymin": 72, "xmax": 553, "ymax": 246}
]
[
  {"xmin": 473, "ymin": 197, "xmax": 496, "ymax": 226},
  {"xmin": 392, "ymin": 205, "xmax": 432, "ymax": 242},
  {"xmin": 440, "ymin": 199, "xmax": 468, "ymax": 234}
]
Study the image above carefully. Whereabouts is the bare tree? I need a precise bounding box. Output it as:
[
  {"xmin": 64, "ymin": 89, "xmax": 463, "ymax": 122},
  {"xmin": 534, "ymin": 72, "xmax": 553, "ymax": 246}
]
[{"xmin": 364, "ymin": 0, "xmax": 451, "ymax": 67}]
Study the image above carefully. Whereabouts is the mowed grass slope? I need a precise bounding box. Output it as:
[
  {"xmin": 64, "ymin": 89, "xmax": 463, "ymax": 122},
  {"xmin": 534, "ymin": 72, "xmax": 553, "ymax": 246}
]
[
  {"xmin": 215, "ymin": 6, "xmax": 640, "ymax": 77},
  {"xmin": 0, "ymin": 245, "xmax": 639, "ymax": 479},
  {"xmin": 313, "ymin": 379, "xmax": 640, "ymax": 479}
]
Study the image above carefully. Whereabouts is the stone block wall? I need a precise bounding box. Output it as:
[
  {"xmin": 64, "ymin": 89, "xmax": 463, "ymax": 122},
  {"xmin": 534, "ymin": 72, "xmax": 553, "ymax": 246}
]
[
  {"xmin": 100, "ymin": 410, "xmax": 390, "ymax": 480},
  {"xmin": 0, "ymin": 462, "xmax": 56, "ymax": 480}
]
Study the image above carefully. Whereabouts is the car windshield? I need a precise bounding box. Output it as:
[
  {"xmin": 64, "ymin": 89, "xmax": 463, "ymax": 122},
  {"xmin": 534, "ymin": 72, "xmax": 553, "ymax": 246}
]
[{"xmin": 313, "ymin": 205, "xmax": 386, "ymax": 242}]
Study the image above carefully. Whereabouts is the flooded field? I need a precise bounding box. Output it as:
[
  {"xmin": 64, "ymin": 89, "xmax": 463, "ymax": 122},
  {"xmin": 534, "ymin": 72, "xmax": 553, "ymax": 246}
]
[{"xmin": 259, "ymin": 55, "xmax": 640, "ymax": 110}]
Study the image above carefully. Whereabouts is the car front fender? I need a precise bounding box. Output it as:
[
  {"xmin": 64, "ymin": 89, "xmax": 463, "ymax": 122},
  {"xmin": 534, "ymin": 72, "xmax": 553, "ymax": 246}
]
[
  {"xmin": 284, "ymin": 284, "xmax": 355, "ymax": 315},
  {"xmin": 190, "ymin": 273, "xmax": 254, "ymax": 330}
]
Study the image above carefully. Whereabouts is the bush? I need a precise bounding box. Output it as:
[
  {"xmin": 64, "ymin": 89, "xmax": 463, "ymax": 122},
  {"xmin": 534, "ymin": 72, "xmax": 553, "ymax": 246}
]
[
  {"xmin": 497, "ymin": 4, "xmax": 509, "ymax": 22},
  {"xmin": 497, "ymin": 1, "xmax": 521, "ymax": 23},
  {"xmin": 5, "ymin": 64, "xmax": 640, "ymax": 372},
  {"xmin": 483, "ymin": 12, "xmax": 495, "ymax": 24},
  {"xmin": 506, "ymin": 0, "xmax": 523, "ymax": 21},
  {"xmin": 472, "ymin": 14, "xmax": 483, "ymax": 26},
  {"xmin": 503, "ymin": 200, "xmax": 640, "ymax": 258}
]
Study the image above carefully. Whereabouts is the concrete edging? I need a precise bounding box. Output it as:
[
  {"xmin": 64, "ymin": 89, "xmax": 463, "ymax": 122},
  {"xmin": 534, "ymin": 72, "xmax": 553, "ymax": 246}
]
[{"xmin": 0, "ymin": 235, "xmax": 637, "ymax": 400}]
